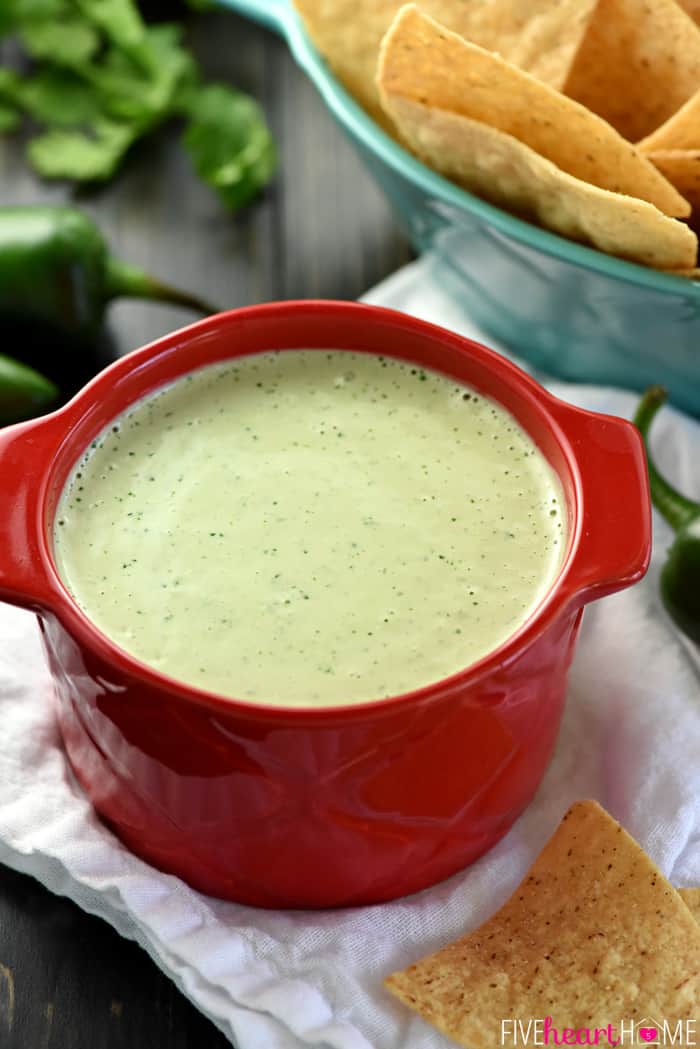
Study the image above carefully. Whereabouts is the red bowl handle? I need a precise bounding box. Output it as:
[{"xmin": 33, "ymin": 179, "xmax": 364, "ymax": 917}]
[
  {"xmin": 0, "ymin": 415, "xmax": 61, "ymax": 611},
  {"xmin": 548, "ymin": 399, "xmax": 652, "ymax": 607}
]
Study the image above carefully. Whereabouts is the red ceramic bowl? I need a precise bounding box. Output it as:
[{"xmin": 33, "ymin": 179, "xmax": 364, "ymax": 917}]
[{"xmin": 0, "ymin": 302, "xmax": 650, "ymax": 909}]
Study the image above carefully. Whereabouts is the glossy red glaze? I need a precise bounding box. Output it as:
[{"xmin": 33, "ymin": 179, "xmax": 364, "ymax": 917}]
[{"xmin": 0, "ymin": 302, "xmax": 651, "ymax": 908}]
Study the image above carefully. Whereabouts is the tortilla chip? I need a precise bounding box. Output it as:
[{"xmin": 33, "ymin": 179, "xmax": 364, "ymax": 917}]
[
  {"xmin": 463, "ymin": 0, "xmax": 598, "ymax": 90},
  {"xmin": 679, "ymin": 887, "xmax": 700, "ymax": 922},
  {"xmin": 677, "ymin": 0, "xmax": 700, "ymax": 23},
  {"xmin": 377, "ymin": 5, "xmax": 689, "ymax": 218},
  {"xmin": 564, "ymin": 0, "xmax": 700, "ymax": 143},
  {"xmin": 385, "ymin": 801, "xmax": 700, "ymax": 1047},
  {"xmin": 647, "ymin": 150, "xmax": 700, "ymax": 214},
  {"xmin": 292, "ymin": 0, "xmax": 598, "ymax": 122},
  {"xmin": 292, "ymin": 1, "xmax": 398, "ymax": 125},
  {"xmin": 378, "ymin": 93, "xmax": 697, "ymax": 270},
  {"xmin": 638, "ymin": 90, "xmax": 700, "ymax": 153}
]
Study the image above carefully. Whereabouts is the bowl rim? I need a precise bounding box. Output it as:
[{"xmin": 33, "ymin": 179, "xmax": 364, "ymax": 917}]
[
  {"xmin": 1, "ymin": 301, "xmax": 648, "ymax": 723},
  {"xmin": 248, "ymin": 0, "xmax": 700, "ymax": 299}
]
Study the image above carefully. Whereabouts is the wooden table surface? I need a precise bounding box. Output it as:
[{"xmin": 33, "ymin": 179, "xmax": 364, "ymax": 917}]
[{"xmin": 0, "ymin": 10, "xmax": 409, "ymax": 1048}]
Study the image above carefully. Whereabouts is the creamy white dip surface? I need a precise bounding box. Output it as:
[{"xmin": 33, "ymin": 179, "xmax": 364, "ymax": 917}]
[{"xmin": 54, "ymin": 350, "xmax": 565, "ymax": 706}]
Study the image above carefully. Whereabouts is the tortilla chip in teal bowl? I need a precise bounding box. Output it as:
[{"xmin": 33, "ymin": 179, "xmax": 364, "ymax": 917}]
[{"xmin": 220, "ymin": 0, "xmax": 700, "ymax": 418}]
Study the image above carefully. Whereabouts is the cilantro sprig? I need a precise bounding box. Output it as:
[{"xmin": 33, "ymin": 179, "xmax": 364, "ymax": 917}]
[{"xmin": 0, "ymin": 0, "xmax": 276, "ymax": 209}]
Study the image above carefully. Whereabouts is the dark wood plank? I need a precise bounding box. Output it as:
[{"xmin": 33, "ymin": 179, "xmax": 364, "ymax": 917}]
[
  {"xmin": 0, "ymin": 8, "xmax": 410, "ymax": 1048},
  {"xmin": 0, "ymin": 865, "xmax": 232, "ymax": 1049}
]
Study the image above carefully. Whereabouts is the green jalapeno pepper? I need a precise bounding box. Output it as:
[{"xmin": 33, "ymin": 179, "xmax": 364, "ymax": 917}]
[
  {"xmin": 0, "ymin": 205, "xmax": 215, "ymax": 338},
  {"xmin": 634, "ymin": 386, "xmax": 700, "ymax": 644},
  {"xmin": 0, "ymin": 353, "xmax": 58, "ymax": 425},
  {"xmin": 0, "ymin": 204, "xmax": 217, "ymax": 415}
]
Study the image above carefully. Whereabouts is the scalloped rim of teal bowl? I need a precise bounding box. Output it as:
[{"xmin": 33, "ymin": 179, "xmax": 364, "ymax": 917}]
[{"xmin": 220, "ymin": 0, "xmax": 700, "ymax": 300}]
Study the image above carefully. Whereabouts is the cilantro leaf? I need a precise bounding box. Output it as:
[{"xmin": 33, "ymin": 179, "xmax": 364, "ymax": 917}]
[
  {"xmin": 8, "ymin": 0, "xmax": 66, "ymax": 13},
  {"xmin": 0, "ymin": 68, "xmax": 21, "ymax": 97},
  {"xmin": 0, "ymin": 102, "xmax": 20, "ymax": 132},
  {"xmin": 22, "ymin": 22, "xmax": 197, "ymax": 180},
  {"xmin": 3, "ymin": 0, "xmax": 276, "ymax": 207},
  {"xmin": 74, "ymin": 0, "xmax": 144, "ymax": 50},
  {"xmin": 17, "ymin": 68, "xmax": 102, "ymax": 125},
  {"xmin": 27, "ymin": 119, "xmax": 137, "ymax": 180},
  {"xmin": 80, "ymin": 24, "xmax": 195, "ymax": 125},
  {"xmin": 20, "ymin": 16, "xmax": 100, "ymax": 64},
  {"xmin": 0, "ymin": 0, "xmax": 65, "ymax": 35},
  {"xmin": 182, "ymin": 84, "xmax": 275, "ymax": 210},
  {"xmin": 0, "ymin": 68, "xmax": 22, "ymax": 130}
]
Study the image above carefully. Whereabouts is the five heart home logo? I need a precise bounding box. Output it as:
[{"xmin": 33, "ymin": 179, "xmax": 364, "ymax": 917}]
[
  {"xmin": 635, "ymin": 1020, "xmax": 661, "ymax": 1046},
  {"xmin": 500, "ymin": 1016, "xmax": 697, "ymax": 1046}
]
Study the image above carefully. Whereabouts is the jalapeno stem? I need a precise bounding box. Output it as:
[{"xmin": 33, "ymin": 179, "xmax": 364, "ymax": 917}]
[
  {"xmin": 104, "ymin": 257, "xmax": 218, "ymax": 317},
  {"xmin": 633, "ymin": 386, "xmax": 700, "ymax": 532}
]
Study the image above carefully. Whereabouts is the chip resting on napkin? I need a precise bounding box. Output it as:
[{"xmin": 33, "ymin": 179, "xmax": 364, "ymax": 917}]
[{"xmin": 386, "ymin": 800, "xmax": 700, "ymax": 1046}]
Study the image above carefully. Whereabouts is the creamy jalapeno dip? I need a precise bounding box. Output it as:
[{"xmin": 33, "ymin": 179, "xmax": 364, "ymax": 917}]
[{"xmin": 54, "ymin": 350, "xmax": 565, "ymax": 707}]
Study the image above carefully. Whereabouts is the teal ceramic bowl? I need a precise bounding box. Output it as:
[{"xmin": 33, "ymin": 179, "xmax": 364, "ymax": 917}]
[{"xmin": 221, "ymin": 0, "xmax": 700, "ymax": 417}]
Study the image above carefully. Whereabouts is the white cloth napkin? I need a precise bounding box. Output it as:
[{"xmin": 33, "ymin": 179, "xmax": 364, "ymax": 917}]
[{"xmin": 1, "ymin": 253, "xmax": 699, "ymax": 1049}]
